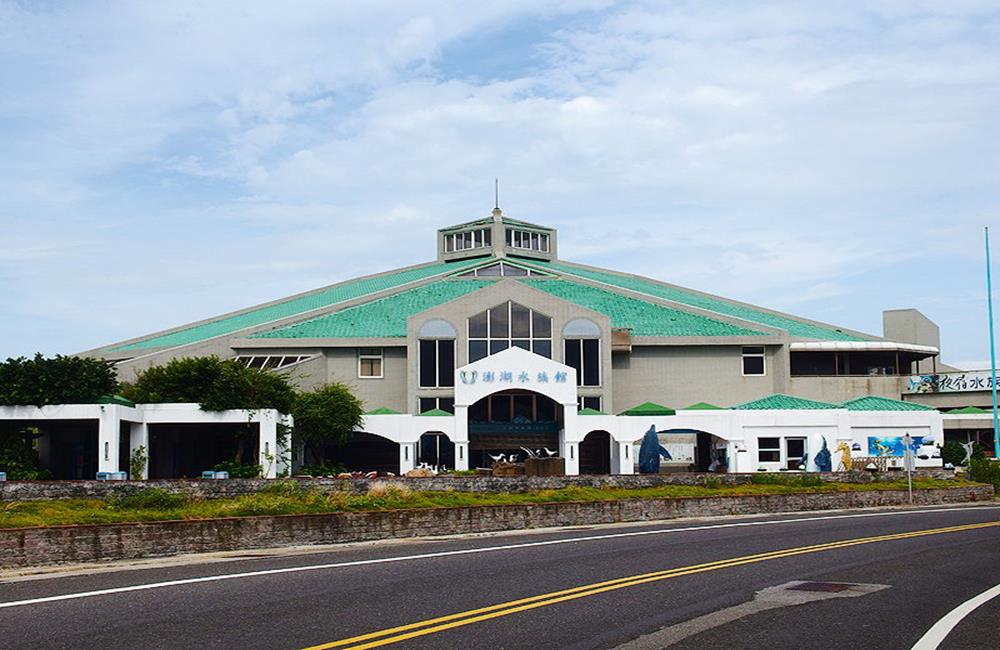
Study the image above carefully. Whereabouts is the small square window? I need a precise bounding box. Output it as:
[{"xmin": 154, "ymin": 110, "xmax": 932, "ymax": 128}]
[
  {"xmin": 358, "ymin": 348, "xmax": 383, "ymax": 378},
  {"xmin": 742, "ymin": 346, "xmax": 766, "ymax": 376}
]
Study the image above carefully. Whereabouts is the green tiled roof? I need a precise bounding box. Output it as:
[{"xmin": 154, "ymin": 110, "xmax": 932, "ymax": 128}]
[
  {"xmin": 90, "ymin": 394, "xmax": 136, "ymax": 407},
  {"xmin": 365, "ymin": 407, "xmax": 402, "ymax": 415},
  {"xmin": 578, "ymin": 407, "xmax": 607, "ymax": 415},
  {"xmin": 521, "ymin": 260, "xmax": 869, "ymax": 342},
  {"xmin": 683, "ymin": 402, "xmax": 723, "ymax": 410},
  {"xmin": 841, "ymin": 396, "xmax": 935, "ymax": 411},
  {"xmin": 520, "ymin": 279, "xmax": 770, "ymax": 337},
  {"xmin": 620, "ymin": 401, "xmax": 675, "ymax": 416},
  {"xmin": 946, "ymin": 406, "xmax": 990, "ymax": 415},
  {"xmin": 251, "ymin": 280, "xmax": 489, "ymax": 339},
  {"xmin": 418, "ymin": 408, "xmax": 453, "ymax": 417},
  {"xmin": 735, "ymin": 394, "xmax": 840, "ymax": 410},
  {"xmin": 110, "ymin": 259, "xmax": 480, "ymax": 351}
]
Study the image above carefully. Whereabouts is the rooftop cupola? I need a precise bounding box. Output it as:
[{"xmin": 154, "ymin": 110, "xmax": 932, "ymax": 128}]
[{"xmin": 437, "ymin": 207, "xmax": 558, "ymax": 263}]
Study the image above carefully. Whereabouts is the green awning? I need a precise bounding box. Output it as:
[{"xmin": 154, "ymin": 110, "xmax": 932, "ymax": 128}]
[
  {"xmin": 578, "ymin": 407, "xmax": 608, "ymax": 415},
  {"xmin": 418, "ymin": 408, "xmax": 453, "ymax": 417},
  {"xmin": 365, "ymin": 407, "xmax": 402, "ymax": 415},
  {"xmin": 619, "ymin": 401, "xmax": 675, "ymax": 416},
  {"xmin": 946, "ymin": 406, "xmax": 991, "ymax": 414},
  {"xmin": 841, "ymin": 396, "xmax": 935, "ymax": 411},
  {"xmin": 683, "ymin": 402, "xmax": 723, "ymax": 410},
  {"xmin": 735, "ymin": 394, "xmax": 840, "ymax": 410}
]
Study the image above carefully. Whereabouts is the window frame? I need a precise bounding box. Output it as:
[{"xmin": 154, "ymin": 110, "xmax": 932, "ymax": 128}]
[
  {"xmin": 564, "ymin": 337, "xmax": 601, "ymax": 387},
  {"xmin": 357, "ymin": 347, "xmax": 384, "ymax": 379},
  {"xmin": 467, "ymin": 302, "xmax": 552, "ymax": 363},
  {"xmin": 742, "ymin": 346, "xmax": 767, "ymax": 377},
  {"xmin": 576, "ymin": 395, "xmax": 602, "ymax": 411},
  {"xmin": 757, "ymin": 437, "xmax": 781, "ymax": 464},
  {"xmin": 419, "ymin": 339, "xmax": 455, "ymax": 388}
]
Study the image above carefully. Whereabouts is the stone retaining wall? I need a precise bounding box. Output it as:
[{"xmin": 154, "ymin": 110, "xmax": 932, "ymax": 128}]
[
  {"xmin": 0, "ymin": 485, "xmax": 991, "ymax": 569},
  {"xmin": 0, "ymin": 470, "xmax": 957, "ymax": 501}
]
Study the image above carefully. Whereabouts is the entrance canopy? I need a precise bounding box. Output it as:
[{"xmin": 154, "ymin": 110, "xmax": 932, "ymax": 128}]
[{"xmin": 454, "ymin": 346, "xmax": 577, "ymax": 407}]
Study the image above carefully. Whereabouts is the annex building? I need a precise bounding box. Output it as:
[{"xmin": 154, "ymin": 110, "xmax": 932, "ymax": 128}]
[{"xmin": 75, "ymin": 208, "xmax": 977, "ymax": 477}]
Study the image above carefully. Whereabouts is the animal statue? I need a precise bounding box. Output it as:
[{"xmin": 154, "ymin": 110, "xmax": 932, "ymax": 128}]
[
  {"xmin": 489, "ymin": 453, "xmax": 506, "ymax": 464},
  {"xmin": 508, "ymin": 453, "xmax": 519, "ymax": 463},
  {"xmin": 543, "ymin": 448, "xmax": 558, "ymax": 457},
  {"xmin": 961, "ymin": 441, "xmax": 976, "ymax": 465},
  {"xmin": 520, "ymin": 447, "xmax": 539, "ymax": 459},
  {"xmin": 814, "ymin": 437, "xmax": 832, "ymax": 472},
  {"xmin": 638, "ymin": 425, "xmax": 672, "ymax": 474},
  {"xmin": 835, "ymin": 441, "xmax": 852, "ymax": 472}
]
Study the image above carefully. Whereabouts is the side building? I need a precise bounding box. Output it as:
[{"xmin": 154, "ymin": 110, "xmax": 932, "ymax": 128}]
[{"xmin": 74, "ymin": 208, "xmax": 970, "ymax": 477}]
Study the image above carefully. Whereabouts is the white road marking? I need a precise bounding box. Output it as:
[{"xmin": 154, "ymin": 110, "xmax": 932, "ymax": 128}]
[
  {"xmin": 0, "ymin": 505, "xmax": 996, "ymax": 610},
  {"xmin": 911, "ymin": 583, "xmax": 1000, "ymax": 650}
]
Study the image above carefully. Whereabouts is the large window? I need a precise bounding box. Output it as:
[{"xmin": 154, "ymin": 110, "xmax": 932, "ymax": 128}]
[
  {"xmin": 456, "ymin": 262, "xmax": 540, "ymax": 277},
  {"xmin": 358, "ymin": 348, "xmax": 383, "ymax": 378},
  {"xmin": 758, "ymin": 437, "xmax": 780, "ymax": 463},
  {"xmin": 742, "ymin": 346, "xmax": 766, "ymax": 376},
  {"xmin": 419, "ymin": 339, "xmax": 455, "ymax": 388},
  {"xmin": 236, "ymin": 355, "xmax": 313, "ymax": 370},
  {"xmin": 468, "ymin": 302, "xmax": 552, "ymax": 362},
  {"xmin": 505, "ymin": 228, "xmax": 550, "ymax": 252},
  {"xmin": 565, "ymin": 338, "xmax": 600, "ymax": 386},
  {"xmin": 444, "ymin": 228, "xmax": 491, "ymax": 253}
]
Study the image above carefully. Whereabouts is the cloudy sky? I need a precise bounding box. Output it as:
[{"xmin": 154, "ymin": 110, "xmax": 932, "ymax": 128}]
[{"xmin": 1, "ymin": 1, "xmax": 998, "ymax": 368}]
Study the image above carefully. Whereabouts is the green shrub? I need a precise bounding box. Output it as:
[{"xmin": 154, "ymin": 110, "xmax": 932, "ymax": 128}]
[
  {"xmin": 297, "ymin": 463, "xmax": 346, "ymax": 477},
  {"xmin": 942, "ymin": 441, "xmax": 985, "ymax": 466},
  {"xmin": 108, "ymin": 488, "xmax": 187, "ymax": 510},
  {"xmin": 258, "ymin": 480, "xmax": 306, "ymax": 497},
  {"xmin": 212, "ymin": 460, "xmax": 262, "ymax": 478},
  {"xmin": 967, "ymin": 458, "xmax": 1000, "ymax": 491}
]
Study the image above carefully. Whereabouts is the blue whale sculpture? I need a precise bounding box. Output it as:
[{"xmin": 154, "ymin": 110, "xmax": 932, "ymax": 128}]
[
  {"xmin": 814, "ymin": 437, "xmax": 832, "ymax": 472},
  {"xmin": 638, "ymin": 425, "xmax": 672, "ymax": 474}
]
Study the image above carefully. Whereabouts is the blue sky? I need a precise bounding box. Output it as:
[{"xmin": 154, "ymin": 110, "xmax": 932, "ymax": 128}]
[{"xmin": 1, "ymin": 1, "xmax": 998, "ymax": 368}]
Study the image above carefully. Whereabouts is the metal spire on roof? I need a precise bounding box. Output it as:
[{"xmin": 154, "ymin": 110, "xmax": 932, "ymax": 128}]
[{"xmin": 492, "ymin": 177, "xmax": 502, "ymax": 220}]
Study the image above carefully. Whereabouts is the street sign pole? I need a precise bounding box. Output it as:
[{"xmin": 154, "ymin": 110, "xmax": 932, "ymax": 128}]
[{"xmin": 986, "ymin": 227, "xmax": 1000, "ymax": 459}]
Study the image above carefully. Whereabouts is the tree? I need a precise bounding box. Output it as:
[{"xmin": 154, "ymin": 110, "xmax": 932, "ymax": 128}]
[
  {"xmin": 292, "ymin": 383, "xmax": 364, "ymax": 465},
  {"xmin": 121, "ymin": 356, "xmax": 297, "ymax": 464},
  {"xmin": 121, "ymin": 356, "xmax": 295, "ymax": 413},
  {"xmin": 0, "ymin": 354, "xmax": 118, "ymax": 407}
]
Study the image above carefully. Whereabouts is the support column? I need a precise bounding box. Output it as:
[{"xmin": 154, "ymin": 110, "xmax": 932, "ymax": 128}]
[
  {"xmin": 97, "ymin": 405, "xmax": 121, "ymax": 475},
  {"xmin": 128, "ymin": 422, "xmax": 149, "ymax": 480},
  {"xmin": 617, "ymin": 442, "xmax": 635, "ymax": 474},
  {"xmin": 277, "ymin": 414, "xmax": 292, "ymax": 478},
  {"xmin": 561, "ymin": 404, "xmax": 580, "ymax": 475},
  {"xmin": 399, "ymin": 442, "xmax": 417, "ymax": 475},
  {"xmin": 455, "ymin": 442, "xmax": 469, "ymax": 471},
  {"xmin": 259, "ymin": 412, "xmax": 278, "ymax": 479},
  {"xmin": 454, "ymin": 404, "xmax": 469, "ymax": 471}
]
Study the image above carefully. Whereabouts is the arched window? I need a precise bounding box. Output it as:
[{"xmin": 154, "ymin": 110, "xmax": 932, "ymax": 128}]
[
  {"xmin": 418, "ymin": 319, "xmax": 456, "ymax": 388},
  {"xmin": 468, "ymin": 302, "xmax": 552, "ymax": 362},
  {"xmin": 563, "ymin": 318, "xmax": 601, "ymax": 387}
]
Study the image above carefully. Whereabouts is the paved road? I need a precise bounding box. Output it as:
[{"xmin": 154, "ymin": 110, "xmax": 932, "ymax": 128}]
[{"xmin": 1, "ymin": 505, "xmax": 998, "ymax": 649}]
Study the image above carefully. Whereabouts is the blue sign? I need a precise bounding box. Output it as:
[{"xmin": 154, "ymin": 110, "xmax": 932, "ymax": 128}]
[{"xmin": 868, "ymin": 435, "xmax": 924, "ymax": 457}]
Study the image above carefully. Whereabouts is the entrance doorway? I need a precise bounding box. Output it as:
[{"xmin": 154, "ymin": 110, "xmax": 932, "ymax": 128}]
[
  {"xmin": 468, "ymin": 390, "xmax": 561, "ymax": 467},
  {"xmin": 579, "ymin": 430, "xmax": 612, "ymax": 474},
  {"xmin": 418, "ymin": 432, "xmax": 455, "ymax": 470}
]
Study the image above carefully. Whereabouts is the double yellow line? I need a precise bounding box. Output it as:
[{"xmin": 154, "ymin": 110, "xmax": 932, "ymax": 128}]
[{"xmin": 304, "ymin": 521, "xmax": 1000, "ymax": 650}]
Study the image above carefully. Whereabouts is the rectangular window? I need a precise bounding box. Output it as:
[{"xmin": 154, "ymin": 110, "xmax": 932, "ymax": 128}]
[
  {"xmin": 742, "ymin": 346, "xmax": 766, "ymax": 376},
  {"xmin": 419, "ymin": 339, "xmax": 455, "ymax": 388},
  {"xmin": 785, "ymin": 437, "xmax": 807, "ymax": 470},
  {"xmin": 758, "ymin": 437, "xmax": 780, "ymax": 463},
  {"xmin": 418, "ymin": 397, "xmax": 454, "ymax": 414},
  {"xmin": 577, "ymin": 396, "xmax": 602, "ymax": 411},
  {"xmin": 565, "ymin": 339, "xmax": 600, "ymax": 386},
  {"xmin": 358, "ymin": 348, "xmax": 383, "ymax": 378}
]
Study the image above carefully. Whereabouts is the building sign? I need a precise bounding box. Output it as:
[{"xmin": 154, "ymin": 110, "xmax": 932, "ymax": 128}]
[
  {"xmin": 906, "ymin": 370, "xmax": 996, "ymax": 394},
  {"xmin": 867, "ymin": 436, "xmax": 924, "ymax": 457},
  {"xmin": 459, "ymin": 369, "xmax": 568, "ymax": 386}
]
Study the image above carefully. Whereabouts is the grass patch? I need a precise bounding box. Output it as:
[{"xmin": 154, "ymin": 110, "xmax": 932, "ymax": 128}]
[{"xmin": 0, "ymin": 478, "xmax": 984, "ymax": 530}]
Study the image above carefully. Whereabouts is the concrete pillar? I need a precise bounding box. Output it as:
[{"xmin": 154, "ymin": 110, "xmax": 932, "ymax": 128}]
[
  {"xmin": 616, "ymin": 442, "xmax": 635, "ymax": 474},
  {"xmin": 128, "ymin": 422, "xmax": 149, "ymax": 480},
  {"xmin": 277, "ymin": 414, "xmax": 293, "ymax": 478},
  {"xmin": 97, "ymin": 405, "xmax": 121, "ymax": 475},
  {"xmin": 561, "ymin": 404, "xmax": 580, "ymax": 475},
  {"xmin": 454, "ymin": 405, "xmax": 469, "ymax": 471},
  {"xmin": 399, "ymin": 442, "xmax": 417, "ymax": 475},
  {"xmin": 259, "ymin": 413, "xmax": 278, "ymax": 479},
  {"xmin": 455, "ymin": 442, "xmax": 469, "ymax": 471}
]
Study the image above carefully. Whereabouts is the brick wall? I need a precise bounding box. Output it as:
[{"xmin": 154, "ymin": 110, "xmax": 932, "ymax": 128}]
[
  {"xmin": 0, "ymin": 485, "xmax": 991, "ymax": 569},
  {"xmin": 0, "ymin": 469, "xmax": 958, "ymax": 502}
]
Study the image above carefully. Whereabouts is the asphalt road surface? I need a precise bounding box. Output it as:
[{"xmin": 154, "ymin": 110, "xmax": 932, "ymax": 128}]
[{"xmin": 1, "ymin": 504, "xmax": 998, "ymax": 649}]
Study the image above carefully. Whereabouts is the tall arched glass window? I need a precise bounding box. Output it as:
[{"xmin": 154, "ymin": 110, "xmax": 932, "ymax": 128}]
[
  {"xmin": 468, "ymin": 302, "xmax": 551, "ymax": 362},
  {"xmin": 563, "ymin": 318, "xmax": 601, "ymax": 386},
  {"xmin": 418, "ymin": 319, "xmax": 456, "ymax": 388}
]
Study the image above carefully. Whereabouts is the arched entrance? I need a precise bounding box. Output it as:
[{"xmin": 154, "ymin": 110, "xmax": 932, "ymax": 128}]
[
  {"xmin": 467, "ymin": 389, "xmax": 561, "ymax": 467},
  {"xmin": 654, "ymin": 429, "xmax": 728, "ymax": 472},
  {"xmin": 579, "ymin": 430, "xmax": 612, "ymax": 474},
  {"xmin": 418, "ymin": 431, "xmax": 455, "ymax": 470},
  {"xmin": 332, "ymin": 432, "xmax": 400, "ymax": 475}
]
